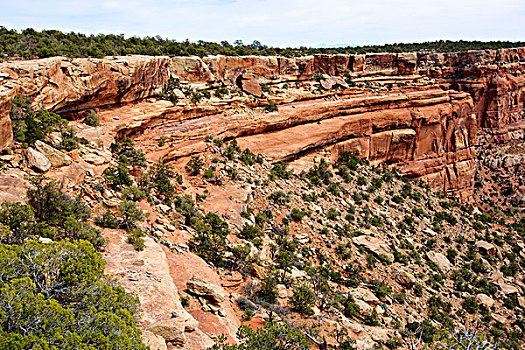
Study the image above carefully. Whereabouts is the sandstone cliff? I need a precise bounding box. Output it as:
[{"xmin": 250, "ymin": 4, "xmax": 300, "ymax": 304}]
[{"xmin": 0, "ymin": 48, "xmax": 523, "ymax": 199}]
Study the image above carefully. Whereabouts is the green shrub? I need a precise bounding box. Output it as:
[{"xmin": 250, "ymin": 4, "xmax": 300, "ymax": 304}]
[
  {"xmin": 343, "ymin": 295, "xmax": 361, "ymax": 319},
  {"xmin": 104, "ymin": 162, "xmax": 133, "ymax": 189},
  {"xmin": 290, "ymin": 208, "xmax": 307, "ymax": 222},
  {"xmin": 204, "ymin": 168, "xmax": 215, "ymax": 179},
  {"xmin": 127, "ymin": 228, "xmax": 146, "ymax": 251},
  {"xmin": 238, "ymin": 224, "xmax": 262, "ymax": 241},
  {"xmin": 58, "ymin": 127, "xmax": 79, "ymax": 151},
  {"xmin": 187, "ymin": 155, "xmax": 204, "ymax": 175},
  {"xmin": 327, "ymin": 208, "xmax": 340, "ymax": 220},
  {"xmin": 147, "ymin": 159, "xmax": 176, "ymax": 198},
  {"xmin": 434, "ymin": 211, "xmax": 457, "ymax": 225},
  {"xmin": 83, "ymin": 110, "xmax": 100, "ymax": 126},
  {"xmin": 95, "ymin": 209, "xmax": 119, "ymax": 229},
  {"xmin": 110, "ymin": 137, "xmax": 146, "ymax": 168},
  {"xmin": 0, "ymin": 240, "xmax": 147, "ymax": 350},
  {"xmin": 209, "ymin": 322, "xmax": 310, "ymax": 350},
  {"xmin": 290, "ymin": 283, "xmax": 316, "ymax": 315},
  {"xmin": 265, "ymin": 101, "xmax": 278, "ymax": 112},
  {"xmin": 0, "ymin": 202, "xmax": 36, "ymax": 244},
  {"xmin": 122, "ymin": 185, "xmax": 146, "ymax": 202},
  {"xmin": 188, "ymin": 212, "xmax": 230, "ymax": 267},
  {"xmin": 269, "ymin": 191, "xmax": 290, "ymax": 205},
  {"xmin": 118, "ymin": 200, "xmax": 145, "ymax": 231},
  {"xmin": 269, "ymin": 162, "xmax": 293, "ymax": 180},
  {"xmin": 239, "ymin": 149, "xmax": 255, "ymax": 165},
  {"xmin": 257, "ymin": 275, "xmax": 279, "ymax": 304},
  {"xmin": 10, "ymin": 95, "xmax": 69, "ymax": 147},
  {"xmin": 462, "ymin": 296, "xmax": 479, "ymax": 314}
]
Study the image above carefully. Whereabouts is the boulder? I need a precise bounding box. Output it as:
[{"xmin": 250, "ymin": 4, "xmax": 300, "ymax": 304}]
[
  {"xmin": 498, "ymin": 282, "xmax": 519, "ymax": 295},
  {"xmin": 476, "ymin": 293, "xmax": 495, "ymax": 308},
  {"xmin": 236, "ymin": 74, "xmax": 263, "ymax": 97},
  {"xmin": 24, "ymin": 147, "xmax": 51, "ymax": 172},
  {"xmin": 141, "ymin": 330, "xmax": 168, "ymax": 350},
  {"xmin": 355, "ymin": 299, "xmax": 374, "ymax": 316},
  {"xmin": 277, "ymin": 284, "xmax": 288, "ymax": 298},
  {"xmin": 0, "ymin": 90, "xmax": 13, "ymax": 151},
  {"xmin": 147, "ymin": 319, "xmax": 186, "ymax": 346},
  {"xmin": 34, "ymin": 140, "xmax": 72, "ymax": 167},
  {"xmin": 320, "ymin": 76, "xmax": 349, "ymax": 90},
  {"xmin": 476, "ymin": 241, "xmax": 496, "ymax": 257},
  {"xmin": 426, "ymin": 251, "xmax": 452, "ymax": 272},
  {"xmin": 221, "ymin": 270, "xmax": 243, "ymax": 287},
  {"xmin": 82, "ymin": 153, "xmax": 110, "ymax": 165},
  {"xmin": 519, "ymin": 296, "xmax": 525, "ymax": 309},
  {"xmin": 396, "ymin": 270, "xmax": 416, "ymax": 288},
  {"xmin": 350, "ymin": 287, "xmax": 380, "ymax": 306},
  {"xmin": 186, "ymin": 276, "xmax": 225, "ymax": 303},
  {"xmin": 352, "ymin": 235, "xmax": 394, "ymax": 262}
]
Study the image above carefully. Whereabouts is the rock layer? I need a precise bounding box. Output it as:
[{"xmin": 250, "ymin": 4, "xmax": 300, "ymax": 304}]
[{"xmin": 0, "ymin": 48, "xmax": 523, "ymax": 198}]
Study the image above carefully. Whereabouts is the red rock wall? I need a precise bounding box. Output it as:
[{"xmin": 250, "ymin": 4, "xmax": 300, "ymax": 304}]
[
  {"xmin": 417, "ymin": 48, "xmax": 525, "ymax": 130},
  {"xmin": 0, "ymin": 48, "xmax": 522, "ymax": 198}
]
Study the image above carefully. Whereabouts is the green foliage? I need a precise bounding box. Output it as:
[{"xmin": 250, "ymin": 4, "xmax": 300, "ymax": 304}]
[
  {"xmin": 104, "ymin": 162, "xmax": 133, "ymax": 189},
  {"xmin": 436, "ymin": 328, "xmax": 498, "ymax": 350},
  {"xmin": 257, "ymin": 275, "xmax": 279, "ymax": 304},
  {"xmin": 10, "ymin": 94, "xmax": 71, "ymax": 148},
  {"xmin": 0, "ymin": 240, "xmax": 147, "ymax": 350},
  {"xmin": 187, "ymin": 155, "xmax": 204, "ymax": 175},
  {"xmin": 147, "ymin": 159, "xmax": 176, "ymax": 198},
  {"xmin": 291, "ymin": 208, "xmax": 307, "ymax": 222},
  {"xmin": 0, "ymin": 202, "xmax": 35, "ymax": 244},
  {"xmin": 58, "ymin": 126, "xmax": 79, "ymax": 151},
  {"xmin": 23, "ymin": 175, "xmax": 104, "ymax": 248},
  {"xmin": 265, "ymin": 101, "xmax": 278, "ymax": 112},
  {"xmin": 1, "ymin": 26, "xmax": 523, "ymax": 59},
  {"xmin": 95, "ymin": 209, "xmax": 119, "ymax": 229},
  {"xmin": 337, "ymin": 151, "xmax": 365, "ymax": 171},
  {"xmin": 110, "ymin": 137, "xmax": 146, "ymax": 168},
  {"xmin": 269, "ymin": 191, "xmax": 290, "ymax": 205},
  {"xmin": 187, "ymin": 207, "xmax": 230, "ymax": 267},
  {"xmin": 208, "ymin": 322, "xmax": 311, "ymax": 350},
  {"xmin": 127, "ymin": 228, "xmax": 146, "ymax": 251},
  {"xmin": 462, "ymin": 296, "xmax": 479, "ymax": 314},
  {"xmin": 290, "ymin": 283, "xmax": 316, "ymax": 315},
  {"xmin": 327, "ymin": 208, "xmax": 340, "ymax": 220},
  {"xmin": 104, "ymin": 138, "xmax": 147, "ymax": 190},
  {"xmin": 434, "ymin": 211, "xmax": 457, "ymax": 225},
  {"xmin": 238, "ymin": 148, "xmax": 256, "ymax": 165},
  {"xmin": 83, "ymin": 109, "xmax": 100, "ymax": 126},
  {"xmin": 238, "ymin": 224, "xmax": 263, "ymax": 241},
  {"xmin": 118, "ymin": 200, "xmax": 145, "ymax": 231},
  {"xmin": 122, "ymin": 185, "xmax": 146, "ymax": 202},
  {"xmin": 204, "ymin": 167, "xmax": 215, "ymax": 179},
  {"xmin": 306, "ymin": 158, "xmax": 332, "ymax": 186}
]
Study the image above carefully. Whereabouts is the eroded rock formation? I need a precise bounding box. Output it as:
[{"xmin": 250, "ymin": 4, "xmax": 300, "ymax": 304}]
[{"xmin": 0, "ymin": 47, "xmax": 523, "ymax": 200}]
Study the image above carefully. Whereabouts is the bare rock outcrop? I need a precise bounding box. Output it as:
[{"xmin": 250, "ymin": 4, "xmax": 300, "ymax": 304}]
[
  {"xmin": 24, "ymin": 147, "xmax": 51, "ymax": 172},
  {"xmin": 34, "ymin": 140, "xmax": 72, "ymax": 167},
  {"xmin": 0, "ymin": 47, "xmax": 523, "ymax": 199}
]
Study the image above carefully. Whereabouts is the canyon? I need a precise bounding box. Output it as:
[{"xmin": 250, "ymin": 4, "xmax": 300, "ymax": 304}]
[
  {"xmin": 0, "ymin": 48, "xmax": 523, "ymax": 199},
  {"xmin": 0, "ymin": 48, "xmax": 524, "ymax": 349}
]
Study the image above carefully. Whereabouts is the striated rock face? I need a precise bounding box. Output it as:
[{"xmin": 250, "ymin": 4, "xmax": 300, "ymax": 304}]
[
  {"xmin": 417, "ymin": 48, "xmax": 525, "ymax": 130},
  {"xmin": 109, "ymin": 87, "xmax": 474, "ymax": 198},
  {"xmin": 0, "ymin": 55, "xmax": 171, "ymax": 119},
  {"xmin": 0, "ymin": 47, "xmax": 523, "ymax": 199}
]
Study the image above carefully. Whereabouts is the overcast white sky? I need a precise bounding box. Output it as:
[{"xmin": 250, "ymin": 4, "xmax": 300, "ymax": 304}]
[{"xmin": 1, "ymin": 0, "xmax": 524, "ymax": 47}]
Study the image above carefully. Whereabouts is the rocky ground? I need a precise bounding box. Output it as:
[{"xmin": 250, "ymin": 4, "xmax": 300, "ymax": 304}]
[
  {"xmin": 0, "ymin": 48, "xmax": 524, "ymax": 349},
  {"xmin": 1, "ymin": 110, "xmax": 523, "ymax": 349}
]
